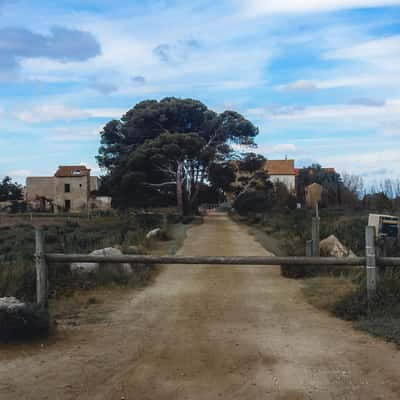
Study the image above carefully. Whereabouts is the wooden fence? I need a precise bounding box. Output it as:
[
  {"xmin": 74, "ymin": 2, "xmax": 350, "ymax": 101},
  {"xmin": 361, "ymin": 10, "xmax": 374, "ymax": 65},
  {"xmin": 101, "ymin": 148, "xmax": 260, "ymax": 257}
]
[{"xmin": 34, "ymin": 226, "xmax": 400, "ymax": 309}]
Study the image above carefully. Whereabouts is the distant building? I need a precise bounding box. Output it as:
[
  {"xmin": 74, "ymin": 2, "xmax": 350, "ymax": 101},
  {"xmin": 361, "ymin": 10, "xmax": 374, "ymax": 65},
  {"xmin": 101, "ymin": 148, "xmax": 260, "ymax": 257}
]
[
  {"xmin": 265, "ymin": 159, "xmax": 296, "ymax": 193},
  {"xmin": 26, "ymin": 166, "xmax": 111, "ymax": 213}
]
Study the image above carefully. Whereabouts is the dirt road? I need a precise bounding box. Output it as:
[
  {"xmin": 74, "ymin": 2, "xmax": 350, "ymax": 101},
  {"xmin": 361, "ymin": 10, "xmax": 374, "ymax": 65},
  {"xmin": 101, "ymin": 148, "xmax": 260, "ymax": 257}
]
[{"xmin": 1, "ymin": 213, "xmax": 399, "ymax": 399}]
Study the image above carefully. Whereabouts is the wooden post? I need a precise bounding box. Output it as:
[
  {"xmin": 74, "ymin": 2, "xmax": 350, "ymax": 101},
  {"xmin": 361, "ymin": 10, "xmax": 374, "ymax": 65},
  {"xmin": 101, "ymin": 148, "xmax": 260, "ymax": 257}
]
[
  {"xmin": 35, "ymin": 227, "xmax": 48, "ymax": 309},
  {"xmin": 312, "ymin": 217, "xmax": 320, "ymax": 256},
  {"xmin": 365, "ymin": 226, "xmax": 377, "ymax": 300},
  {"xmin": 306, "ymin": 240, "xmax": 313, "ymax": 256},
  {"xmin": 162, "ymin": 214, "xmax": 168, "ymax": 232}
]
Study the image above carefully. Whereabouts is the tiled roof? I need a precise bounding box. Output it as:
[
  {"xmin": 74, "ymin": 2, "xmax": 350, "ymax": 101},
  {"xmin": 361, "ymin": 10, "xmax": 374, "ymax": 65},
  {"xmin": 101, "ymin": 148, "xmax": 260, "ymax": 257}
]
[
  {"xmin": 265, "ymin": 160, "xmax": 295, "ymax": 176},
  {"xmin": 55, "ymin": 165, "xmax": 90, "ymax": 177}
]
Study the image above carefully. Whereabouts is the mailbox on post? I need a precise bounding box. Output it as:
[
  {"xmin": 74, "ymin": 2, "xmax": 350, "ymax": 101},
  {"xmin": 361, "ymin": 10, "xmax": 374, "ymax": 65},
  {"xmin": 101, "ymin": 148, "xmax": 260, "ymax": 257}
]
[{"xmin": 368, "ymin": 214, "xmax": 399, "ymax": 239}]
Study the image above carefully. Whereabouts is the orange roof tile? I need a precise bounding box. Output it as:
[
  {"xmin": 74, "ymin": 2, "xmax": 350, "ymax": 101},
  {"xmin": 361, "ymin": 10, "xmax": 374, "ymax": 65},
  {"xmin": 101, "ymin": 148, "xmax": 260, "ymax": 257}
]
[
  {"xmin": 55, "ymin": 165, "xmax": 90, "ymax": 177},
  {"xmin": 265, "ymin": 159, "xmax": 295, "ymax": 176}
]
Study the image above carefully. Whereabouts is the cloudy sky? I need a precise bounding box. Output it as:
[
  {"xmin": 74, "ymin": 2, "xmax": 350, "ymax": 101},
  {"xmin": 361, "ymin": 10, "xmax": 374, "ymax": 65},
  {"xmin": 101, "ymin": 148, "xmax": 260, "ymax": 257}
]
[{"xmin": 0, "ymin": 0, "xmax": 399, "ymax": 183}]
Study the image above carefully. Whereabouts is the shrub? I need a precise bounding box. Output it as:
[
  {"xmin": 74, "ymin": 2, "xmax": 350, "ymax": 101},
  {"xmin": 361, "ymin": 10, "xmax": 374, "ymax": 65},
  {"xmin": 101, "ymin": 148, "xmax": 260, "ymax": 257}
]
[
  {"xmin": 0, "ymin": 303, "xmax": 50, "ymax": 342},
  {"xmin": 0, "ymin": 262, "xmax": 36, "ymax": 302},
  {"xmin": 233, "ymin": 191, "xmax": 272, "ymax": 214},
  {"xmin": 333, "ymin": 277, "xmax": 400, "ymax": 321}
]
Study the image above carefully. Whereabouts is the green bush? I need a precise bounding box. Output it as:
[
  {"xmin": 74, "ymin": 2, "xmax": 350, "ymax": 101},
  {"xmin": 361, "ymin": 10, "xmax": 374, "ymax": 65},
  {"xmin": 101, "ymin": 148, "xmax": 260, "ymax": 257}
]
[
  {"xmin": 334, "ymin": 278, "xmax": 400, "ymax": 321},
  {"xmin": 234, "ymin": 191, "xmax": 272, "ymax": 214},
  {"xmin": 0, "ymin": 304, "xmax": 50, "ymax": 342}
]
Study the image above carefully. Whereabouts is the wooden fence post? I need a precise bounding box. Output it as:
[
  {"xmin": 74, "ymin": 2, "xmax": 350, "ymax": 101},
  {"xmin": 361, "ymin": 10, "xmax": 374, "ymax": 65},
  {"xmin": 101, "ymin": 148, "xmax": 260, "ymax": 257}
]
[
  {"xmin": 365, "ymin": 226, "xmax": 377, "ymax": 300},
  {"xmin": 162, "ymin": 214, "xmax": 168, "ymax": 232},
  {"xmin": 306, "ymin": 240, "xmax": 313, "ymax": 256},
  {"xmin": 312, "ymin": 217, "xmax": 320, "ymax": 256},
  {"xmin": 35, "ymin": 227, "xmax": 48, "ymax": 309}
]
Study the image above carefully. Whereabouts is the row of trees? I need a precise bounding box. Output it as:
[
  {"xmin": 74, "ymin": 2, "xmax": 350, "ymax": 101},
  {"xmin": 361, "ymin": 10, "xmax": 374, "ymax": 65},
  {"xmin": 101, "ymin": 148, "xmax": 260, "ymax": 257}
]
[
  {"xmin": 296, "ymin": 166, "xmax": 400, "ymax": 211},
  {"xmin": 96, "ymin": 98, "xmax": 400, "ymax": 214},
  {"xmin": 0, "ymin": 177, "xmax": 22, "ymax": 202}
]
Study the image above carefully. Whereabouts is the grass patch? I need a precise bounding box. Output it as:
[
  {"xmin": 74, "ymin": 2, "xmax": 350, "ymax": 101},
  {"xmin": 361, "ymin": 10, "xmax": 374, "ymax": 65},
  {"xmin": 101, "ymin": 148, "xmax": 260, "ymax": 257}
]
[
  {"xmin": 0, "ymin": 214, "xmax": 173, "ymax": 301},
  {"xmin": 302, "ymin": 276, "xmax": 359, "ymax": 314},
  {"xmin": 302, "ymin": 275, "xmax": 400, "ymax": 346},
  {"xmin": 49, "ymin": 286, "xmax": 129, "ymax": 326}
]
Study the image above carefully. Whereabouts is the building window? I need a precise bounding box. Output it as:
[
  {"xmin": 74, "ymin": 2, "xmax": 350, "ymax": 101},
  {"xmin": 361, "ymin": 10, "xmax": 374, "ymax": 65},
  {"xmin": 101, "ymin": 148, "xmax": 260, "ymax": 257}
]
[
  {"xmin": 64, "ymin": 183, "xmax": 70, "ymax": 193},
  {"xmin": 64, "ymin": 199, "xmax": 71, "ymax": 211}
]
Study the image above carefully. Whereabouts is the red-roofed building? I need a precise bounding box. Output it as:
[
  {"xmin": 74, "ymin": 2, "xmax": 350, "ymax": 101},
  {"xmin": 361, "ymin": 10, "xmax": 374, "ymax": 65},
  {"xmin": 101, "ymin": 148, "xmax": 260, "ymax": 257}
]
[{"xmin": 265, "ymin": 159, "xmax": 296, "ymax": 193}]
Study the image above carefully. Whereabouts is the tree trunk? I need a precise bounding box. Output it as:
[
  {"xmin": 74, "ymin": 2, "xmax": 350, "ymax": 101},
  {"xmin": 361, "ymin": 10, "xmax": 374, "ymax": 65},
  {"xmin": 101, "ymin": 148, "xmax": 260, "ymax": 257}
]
[{"xmin": 176, "ymin": 162, "xmax": 184, "ymax": 215}]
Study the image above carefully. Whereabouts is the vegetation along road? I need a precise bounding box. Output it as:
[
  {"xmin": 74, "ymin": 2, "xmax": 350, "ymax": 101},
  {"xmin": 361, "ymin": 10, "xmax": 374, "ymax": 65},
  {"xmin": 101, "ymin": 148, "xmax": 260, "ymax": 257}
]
[{"xmin": 1, "ymin": 213, "xmax": 400, "ymax": 399}]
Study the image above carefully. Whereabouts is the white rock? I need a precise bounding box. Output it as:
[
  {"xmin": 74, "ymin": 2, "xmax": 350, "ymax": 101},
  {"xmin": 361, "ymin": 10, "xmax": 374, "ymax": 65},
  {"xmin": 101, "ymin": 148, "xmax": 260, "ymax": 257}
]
[
  {"xmin": 320, "ymin": 235, "xmax": 356, "ymax": 258},
  {"xmin": 71, "ymin": 247, "xmax": 132, "ymax": 274},
  {"xmin": 145, "ymin": 228, "xmax": 162, "ymax": 240},
  {"xmin": 0, "ymin": 297, "xmax": 25, "ymax": 310}
]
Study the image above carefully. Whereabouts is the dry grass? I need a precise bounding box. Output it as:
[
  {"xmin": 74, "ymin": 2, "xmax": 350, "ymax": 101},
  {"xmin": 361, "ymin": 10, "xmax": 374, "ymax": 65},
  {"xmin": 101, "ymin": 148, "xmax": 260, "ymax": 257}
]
[
  {"xmin": 301, "ymin": 276, "xmax": 359, "ymax": 314},
  {"xmin": 50, "ymin": 286, "xmax": 133, "ymax": 326},
  {"xmin": 301, "ymin": 274, "xmax": 400, "ymax": 346}
]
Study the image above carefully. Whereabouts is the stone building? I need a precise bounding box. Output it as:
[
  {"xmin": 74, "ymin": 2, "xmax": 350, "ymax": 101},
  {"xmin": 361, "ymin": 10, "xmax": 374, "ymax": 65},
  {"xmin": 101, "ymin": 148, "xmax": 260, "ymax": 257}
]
[{"xmin": 26, "ymin": 165, "xmax": 110, "ymax": 213}]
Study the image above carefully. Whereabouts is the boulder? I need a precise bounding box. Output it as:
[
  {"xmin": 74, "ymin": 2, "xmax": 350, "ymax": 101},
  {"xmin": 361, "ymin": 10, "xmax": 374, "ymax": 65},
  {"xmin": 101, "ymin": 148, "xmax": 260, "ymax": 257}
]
[
  {"xmin": 145, "ymin": 228, "xmax": 162, "ymax": 241},
  {"xmin": 320, "ymin": 235, "xmax": 356, "ymax": 258},
  {"xmin": 125, "ymin": 245, "xmax": 141, "ymax": 254},
  {"xmin": 0, "ymin": 297, "xmax": 50, "ymax": 341},
  {"xmin": 71, "ymin": 247, "xmax": 132, "ymax": 275},
  {"xmin": 0, "ymin": 297, "xmax": 25, "ymax": 310}
]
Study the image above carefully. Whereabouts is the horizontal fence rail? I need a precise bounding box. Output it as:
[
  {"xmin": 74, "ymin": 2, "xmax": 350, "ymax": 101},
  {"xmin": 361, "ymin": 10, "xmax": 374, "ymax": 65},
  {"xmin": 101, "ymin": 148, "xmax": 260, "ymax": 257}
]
[
  {"xmin": 45, "ymin": 253, "xmax": 398, "ymax": 266},
  {"xmin": 33, "ymin": 225, "xmax": 400, "ymax": 310}
]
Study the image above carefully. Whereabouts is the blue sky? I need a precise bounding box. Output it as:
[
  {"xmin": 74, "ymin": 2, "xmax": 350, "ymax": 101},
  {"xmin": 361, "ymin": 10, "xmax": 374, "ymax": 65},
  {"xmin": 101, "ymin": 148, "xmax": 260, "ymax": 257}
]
[{"xmin": 0, "ymin": 0, "xmax": 399, "ymax": 184}]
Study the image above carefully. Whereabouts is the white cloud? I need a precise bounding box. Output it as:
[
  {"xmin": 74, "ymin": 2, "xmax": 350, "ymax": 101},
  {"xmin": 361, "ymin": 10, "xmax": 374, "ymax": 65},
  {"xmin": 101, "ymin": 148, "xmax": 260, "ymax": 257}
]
[
  {"xmin": 86, "ymin": 108, "xmax": 125, "ymax": 118},
  {"xmin": 240, "ymin": 0, "xmax": 400, "ymax": 16},
  {"xmin": 277, "ymin": 80, "xmax": 317, "ymax": 92},
  {"xmin": 14, "ymin": 4, "xmax": 274, "ymax": 97},
  {"xmin": 8, "ymin": 169, "xmax": 32, "ymax": 179},
  {"xmin": 323, "ymin": 150, "xmax": 400, "ymax": 181},
  {"xmin": 325, "ymin": 35, "xmax": 400, "ymax": 63},
  {"xmin": 15, "ymin": 105, "xmax": 90, "ymax": 123},
  {"xmin": 277, "ymin": 34, "xmax": 400, "ymax": 91},
  {"xmin": 47, "ymin": 125, "xmax": 103, "ymax": 142},
  {"xmin": 14, "ymin": 105, "xmax": 125, "ymax": 123},
  {"xmin": 378, "ymin": 121, "xmax": 400, "ymax": 137},
  {"xmin": 268, "ymin": 143, "xmax": 297, "ymax": 153},
  {"xmin": 250, "ymin": 99, "xmax": 400, "ymax": 124}
]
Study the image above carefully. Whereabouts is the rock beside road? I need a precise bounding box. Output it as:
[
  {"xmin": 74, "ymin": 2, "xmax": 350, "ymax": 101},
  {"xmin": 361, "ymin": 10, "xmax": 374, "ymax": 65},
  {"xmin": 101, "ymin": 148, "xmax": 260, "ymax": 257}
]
[
  {"xmin": 0, "ymin": 297, "xmax": 25, "ymax": 310},
  {"xmin": 71, "ymin": 247, "xmax": 132, "ymax": 275},
  {"xmin": 145, "ymin": 228, "xmax": 163, "ymax": 241},
  {"xmin": 0, "ymin": 297, "xmax": 50, "ymax": 342},
  {"xmin": 320, "ymin": 235, "xmax": 356, "ymax": 257}
]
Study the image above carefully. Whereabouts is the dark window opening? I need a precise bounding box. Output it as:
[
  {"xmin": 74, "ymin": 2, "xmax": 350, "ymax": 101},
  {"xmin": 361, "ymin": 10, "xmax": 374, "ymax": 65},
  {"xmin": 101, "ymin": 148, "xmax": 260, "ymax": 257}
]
[
  {"xmin": 64, "ymin": 183, "xmax": 70, "ymax": 193},
  {"xmin": 64, "ymin": 199, "xmax": 71, "ymax": 211}
]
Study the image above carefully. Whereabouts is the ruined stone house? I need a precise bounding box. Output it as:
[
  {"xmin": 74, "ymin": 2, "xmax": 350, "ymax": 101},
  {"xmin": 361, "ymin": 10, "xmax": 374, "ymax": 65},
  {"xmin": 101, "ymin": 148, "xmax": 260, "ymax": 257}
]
[{"xmin": 26, "ymin": 166, "xmax": 111, "ymax": 213}]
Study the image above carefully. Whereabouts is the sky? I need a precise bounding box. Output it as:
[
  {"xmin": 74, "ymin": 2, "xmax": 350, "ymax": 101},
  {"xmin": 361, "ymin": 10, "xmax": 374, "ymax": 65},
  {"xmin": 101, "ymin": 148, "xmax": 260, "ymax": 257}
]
[{"xmin": 0, "ymin": 0, "xmax": 400, "ymax": 184}]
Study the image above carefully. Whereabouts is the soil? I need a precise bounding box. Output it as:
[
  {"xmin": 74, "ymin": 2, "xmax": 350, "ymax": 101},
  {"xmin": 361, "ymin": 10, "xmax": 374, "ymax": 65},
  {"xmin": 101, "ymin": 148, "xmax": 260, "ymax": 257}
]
[{"xmin": 0, "ymin": 213, "xmax": 399, "ymax": 399}]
